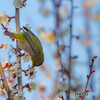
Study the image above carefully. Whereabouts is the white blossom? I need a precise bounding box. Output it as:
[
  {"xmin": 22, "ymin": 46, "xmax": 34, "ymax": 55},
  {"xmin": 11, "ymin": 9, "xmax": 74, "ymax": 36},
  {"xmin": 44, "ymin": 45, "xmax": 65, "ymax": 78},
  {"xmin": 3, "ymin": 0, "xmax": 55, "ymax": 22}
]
[
  {"xmin": 2, "ymin": 59, "xmax": 8, "ymax": 68},
  {"xmin": 0, "ymin": 88, "xmax": 6, "ymax": 96},
  {"xmin": 13, "ymin": 0, "xmax": 23, "ymax": 8},
  {"xmin": 0, "ymin": 13, "xmax": 9, "ymax": 26},
  {"xmin": 29, "ymin": 82, "xmax": 36, "ymax": 90},
  {"xmin": 59, "ymin": 82, "xmax": 68, "ymax": 91},
  {"xmin": 1, "ymin": 43, "xmax": 8, "ymax": 51},
  {"xmin": 58, "ymin": 5, "xmax": 67, "ymax": 18},
  {"xmin": 16, "ymin": 69, "xmax": 22, "ymax": 77},
  {"xmin": 22, "ymin": 52, "xmax": 31, "ymax": 62}
]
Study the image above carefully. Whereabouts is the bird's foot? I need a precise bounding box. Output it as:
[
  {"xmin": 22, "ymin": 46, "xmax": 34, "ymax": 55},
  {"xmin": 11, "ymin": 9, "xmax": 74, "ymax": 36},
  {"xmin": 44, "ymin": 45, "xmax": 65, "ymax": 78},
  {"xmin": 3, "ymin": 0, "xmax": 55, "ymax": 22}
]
[{"xmin": 17, "ymin": 53, "xmax": 25, "ymax": 57}]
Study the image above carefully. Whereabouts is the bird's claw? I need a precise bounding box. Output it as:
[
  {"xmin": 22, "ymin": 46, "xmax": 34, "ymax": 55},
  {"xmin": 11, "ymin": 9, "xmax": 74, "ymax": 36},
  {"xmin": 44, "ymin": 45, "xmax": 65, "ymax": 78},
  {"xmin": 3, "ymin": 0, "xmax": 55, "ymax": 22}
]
[{"xmin": 17, "ymin": 53, "xmax": 25, "ymax": 57}]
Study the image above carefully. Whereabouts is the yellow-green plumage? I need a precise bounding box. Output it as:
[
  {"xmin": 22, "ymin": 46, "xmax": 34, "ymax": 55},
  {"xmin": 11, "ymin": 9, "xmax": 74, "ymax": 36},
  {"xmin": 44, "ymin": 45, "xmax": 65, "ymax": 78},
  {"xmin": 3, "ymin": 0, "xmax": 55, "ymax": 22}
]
[{"xmin": 4, "ymin": 27, "xmax": 44, "ymax": 67}]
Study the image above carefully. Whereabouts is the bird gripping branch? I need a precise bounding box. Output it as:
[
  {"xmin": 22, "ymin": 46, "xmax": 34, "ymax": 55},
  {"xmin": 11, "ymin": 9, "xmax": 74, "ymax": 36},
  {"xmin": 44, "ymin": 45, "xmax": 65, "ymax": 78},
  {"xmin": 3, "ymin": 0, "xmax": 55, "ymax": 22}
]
[{"xmin": 4, "ymin": 26, "xmax": 44, "ymax": 67}]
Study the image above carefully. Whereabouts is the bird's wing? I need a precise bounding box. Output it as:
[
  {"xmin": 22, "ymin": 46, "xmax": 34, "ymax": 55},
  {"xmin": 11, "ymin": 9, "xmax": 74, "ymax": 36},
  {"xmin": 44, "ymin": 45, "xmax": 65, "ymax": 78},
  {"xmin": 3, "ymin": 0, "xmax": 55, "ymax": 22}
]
[{"xmin": 23, "ymin": 26, "xmax": 37, "ymax": 54}]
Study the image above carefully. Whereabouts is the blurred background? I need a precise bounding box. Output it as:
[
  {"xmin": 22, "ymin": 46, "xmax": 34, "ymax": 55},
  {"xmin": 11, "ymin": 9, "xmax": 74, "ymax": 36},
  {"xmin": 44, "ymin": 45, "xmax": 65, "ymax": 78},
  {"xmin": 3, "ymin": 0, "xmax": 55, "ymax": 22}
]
[{"xmin": 0, "ymin": 0, "xmax": 100, "ymax": 100}]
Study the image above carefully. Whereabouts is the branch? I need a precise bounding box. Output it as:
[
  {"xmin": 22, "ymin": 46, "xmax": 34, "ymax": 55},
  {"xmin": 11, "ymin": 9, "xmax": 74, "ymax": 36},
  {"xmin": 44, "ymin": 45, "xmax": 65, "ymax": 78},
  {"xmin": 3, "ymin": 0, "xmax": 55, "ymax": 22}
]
[
  {"xmin": 53, "ymin": 0, "xmax": 65, "ymax": 80},
  {"xmin": 15, "ymin": 8, "xmax": 22, "ymax": 91},
  {"xmin": 0, "ymin": 63, "xmax": 14, "ymax": 100},
  {"xmin": 67, "ymin": 0, "xmax": 73, "ymax": 99},
  {"xmin": 8, "ymin": 16, "xmax": 15, "ymax": 19},
  {"xmin": 80, "ymin": 56, "xmax": 97, "ymax": 100}
]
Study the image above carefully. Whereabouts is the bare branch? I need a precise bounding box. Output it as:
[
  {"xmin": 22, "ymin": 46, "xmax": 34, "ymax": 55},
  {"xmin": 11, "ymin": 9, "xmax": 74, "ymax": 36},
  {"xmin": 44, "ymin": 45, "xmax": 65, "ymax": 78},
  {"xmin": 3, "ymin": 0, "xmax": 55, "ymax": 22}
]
[
  {"xmin": 15, "ymin": 8, "xmax": 22, "ymax": 91},
  {"xmin": 0, "ymin": 63, "xmax": 14, "ymax": 100},
  {"xmin": 80, "ymin": 56, "xmax": 97, "ymax": 100}
]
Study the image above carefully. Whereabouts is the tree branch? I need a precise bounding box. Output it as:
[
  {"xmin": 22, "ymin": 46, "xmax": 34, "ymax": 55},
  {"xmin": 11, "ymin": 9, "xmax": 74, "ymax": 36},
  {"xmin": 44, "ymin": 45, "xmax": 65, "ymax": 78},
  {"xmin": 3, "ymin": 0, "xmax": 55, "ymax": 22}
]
[
  {"xmin": 80, "ymin": 56, "xmax": 97, "ymax": 100},
  {"xmin": 0, "ymin": 63, "xmax": 14, "ymax": 100},
  {"xmin": 67, "ymin": 0, "xmax": 73, "ymax": 100},
  {"xmin": 15, "ymin": 8, "xmax": 22, "ymax": 91}
]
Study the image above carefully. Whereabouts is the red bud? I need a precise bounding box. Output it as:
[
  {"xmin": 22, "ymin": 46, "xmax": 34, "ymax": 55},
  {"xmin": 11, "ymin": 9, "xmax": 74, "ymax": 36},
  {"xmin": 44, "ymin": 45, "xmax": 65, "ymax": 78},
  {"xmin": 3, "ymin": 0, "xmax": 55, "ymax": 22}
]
[
  {"xmin": 3, "ymin": 27, "xmax": 8, "ymax": 31},
  {"xmin": 0, "ymin": 44, "xmax": 4, "ymax": 48},
  {"xmin": 86, "ymin": 90, "xmax": 89, "ymax": 92},
  {"xmin": 8, "ymin": 18, "xmax": 11, "ymax": 22},
  {"xmin": 79, "ymin": 95, "xmax": 83, "ymax": 98},
  {"xmin": 87, "ymin": 74, "xmax": 89, "ymax": 78},
  {"xmin": 25, "ymin": 83, "xmax": 29, "ymax": 87},
  {"xmin": 94, "ymin": 56, "xmax": 97, "ymax": 58},
  {"xmin": 5, "ymin": 63, "xmax": 9, "ymax": 66},
  {"xmin": 12, "ymin": 73, "xmax": 16, "ymax": 79},
  {"xmin": 13, "ymin": 84, "xmax": 18, "ymax": 89},
  {"xmin": 12, "ymin": 38, "xmax": 15, "ymax": 41},
  {"xmin": 61, "ymin": 96, "xmax": 63, "ymax": 99},
  {"xmin": 76, "ymin": 36, "xmax": 79, "ymax": 40},
  {"xmin": 92, "ymin": 69, "xmax": 95, "ymax": 73}
]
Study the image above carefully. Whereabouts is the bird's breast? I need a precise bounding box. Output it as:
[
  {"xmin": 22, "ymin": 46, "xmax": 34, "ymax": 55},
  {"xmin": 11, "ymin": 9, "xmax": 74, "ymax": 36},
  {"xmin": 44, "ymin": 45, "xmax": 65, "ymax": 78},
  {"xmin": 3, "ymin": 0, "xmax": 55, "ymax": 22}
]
[{"xmin": 19, "ymin": 42, "xmax": 35, "ymax": 57}]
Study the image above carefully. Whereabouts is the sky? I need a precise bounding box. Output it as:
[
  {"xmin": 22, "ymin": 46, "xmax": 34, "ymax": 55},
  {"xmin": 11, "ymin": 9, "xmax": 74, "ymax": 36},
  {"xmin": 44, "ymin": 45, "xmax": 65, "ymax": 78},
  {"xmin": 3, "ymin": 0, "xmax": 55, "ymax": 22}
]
[
  {"xmin": 0, "ymin": 0, "xmax": 56, "ymax": 100},
  {"xmin": 0, "ymin": 0, "xmax": 100, "ymax": 100}
]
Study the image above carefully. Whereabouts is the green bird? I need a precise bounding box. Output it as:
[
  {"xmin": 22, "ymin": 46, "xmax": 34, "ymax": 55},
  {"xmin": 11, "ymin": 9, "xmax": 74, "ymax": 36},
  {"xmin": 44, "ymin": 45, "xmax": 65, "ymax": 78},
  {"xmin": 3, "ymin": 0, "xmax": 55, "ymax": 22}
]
[{"xmin": 4, "ymin": 26, "xmax": 44, "ymax": 67}]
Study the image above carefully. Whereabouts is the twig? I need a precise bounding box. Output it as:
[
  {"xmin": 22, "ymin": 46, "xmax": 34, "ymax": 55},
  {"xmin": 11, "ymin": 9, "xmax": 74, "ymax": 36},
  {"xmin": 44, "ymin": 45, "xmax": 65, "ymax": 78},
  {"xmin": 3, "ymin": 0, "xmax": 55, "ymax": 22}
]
[
  {"xmin": 80, "ymin": 56, "xmax": 97, "ymax": 100},
  {"xmin": 0, "ymin": 79, "xmax": 4, "ymax": 81},
  {"xmin": 67, "ymin": 0, "xmax": 73, "ymax": 100},
  {"xmin": 83, "ymin": 1, "xmax": 95, "ymax": 99},
  {"xmin": 53, "ymin": 0, "xmax": 65, "ymax": 81},
  {"xmin": 0, "ymin": 63, "xmax": 14, "ymax": 100},
  {"xmin": 8, "ymin": 16, "xmax": 15, "ymax": 19}
]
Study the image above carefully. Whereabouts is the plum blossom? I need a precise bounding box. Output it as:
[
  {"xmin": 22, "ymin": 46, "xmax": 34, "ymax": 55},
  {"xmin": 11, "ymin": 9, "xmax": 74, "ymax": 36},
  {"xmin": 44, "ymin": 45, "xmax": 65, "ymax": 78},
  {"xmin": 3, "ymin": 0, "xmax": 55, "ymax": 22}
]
[
  {"xmin": 38, "ymin": 82, "xmax": 46, "ymax": 93},
  {"xmin": 0, "ymin": 43, "xmax": 8, "ymax": 51},
  {"xmin": 2, "ymin": 59, "xmax": 9, "ymax": 71},
  {"xmin": 7, "ymin": 80, "xmax": 14, "ymax": 89},
  {"xmin": 59, "ymin": 82, "xmax": 68, "ymax": 91},
  {"xmin": 13, "ymin": 0, "xmax": 23, "ymax": 8},
  {"xmin": 0, "ymin": 13, "xmax": 9, "ymax": 26},
  {"xmin": 0, "ymin": 88, "xmax": 6, "ymax": 96},
  {"xmin": 9, "ymin": 63, "xmax": 19, "ymax": 71},
  {"xmin": 40, "ymin": 31, "xmax": 56, "ymax": 44},
  {"xmin": 2, "ymin": 59, "xmax": 8, "ymax": 68},
  {"xmin": 22, "ymin": 52, "xmax": 31, "ymax": 62},
  {"xmin": 39, "ymin": 8, "xmax": 50, "ymax": 17},
  {"xmin": 14, "ymin": 89, "xmax": 25, "ymax": 100},
  {"xmin": 57, "ymin": 91, "xmax": 63, "ymax": 98},
  {"xmin": 29, "ymin": 82, "xmax": 36, "ymax": 90},
  {"xmin": 12, "ymin": 84, "xmax": 18, "ymax": 93},
  {"xmin": 45, "ymin": 72, "xmax": 52, "ymax": 78},
  {"xmin": 58, "ymin": 5, "xmax": 67, "ymax": 18},
  {"xmin": 16, "ymin": 69, "xmax": 22, "ymax": 77}
]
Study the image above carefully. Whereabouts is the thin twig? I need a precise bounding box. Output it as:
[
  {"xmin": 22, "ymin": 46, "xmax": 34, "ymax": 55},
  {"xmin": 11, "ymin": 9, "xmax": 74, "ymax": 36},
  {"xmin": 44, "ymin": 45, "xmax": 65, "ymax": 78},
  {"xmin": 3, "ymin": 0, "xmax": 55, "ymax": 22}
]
[
  {"xmin": 81, "ymin": 56, "xmax": 97, "ymax": 100},
  {"xmin": 67, "ymin": 0, "xmax": 73, "ymax": 100},
  {"xmin": 0, "ymin": 63, "xmax": 14, "ymax": 100},
  {"xmin": 8, "ymin": 16, "xmax": 15, "ymax": 19},
  {"xmin": 83, "ymin": 1, "xmax": 95, "ymax": 99},
  {"xmin": 53, "ymin": 0, "xmax": 65, "ymax": 81},
  {"xmin": 0, "ymin": 79, "xmax": 4, "ymax": 81}
]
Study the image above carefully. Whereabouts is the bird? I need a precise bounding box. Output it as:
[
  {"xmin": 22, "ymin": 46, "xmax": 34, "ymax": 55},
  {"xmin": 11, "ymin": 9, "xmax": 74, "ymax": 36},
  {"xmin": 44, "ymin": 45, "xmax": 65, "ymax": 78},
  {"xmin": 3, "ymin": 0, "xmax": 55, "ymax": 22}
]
[{"xmin": 4, "ymin": 26, "xmax": 44, "ymax": 67}]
